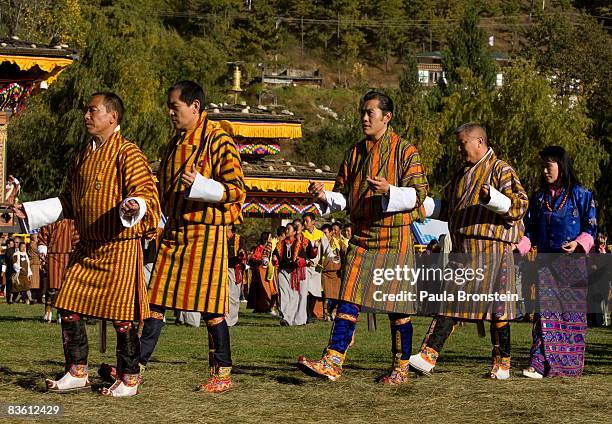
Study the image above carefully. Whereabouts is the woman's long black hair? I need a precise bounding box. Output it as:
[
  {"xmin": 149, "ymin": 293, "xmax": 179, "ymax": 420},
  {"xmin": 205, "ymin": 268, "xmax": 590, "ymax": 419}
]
[
  {"xmin": 258, "ymin": 231, "xmax": 271, "ymax": 246},
  {"xmin": 539, "ymin": 145, "xmax": 580, "ymax": 192}
]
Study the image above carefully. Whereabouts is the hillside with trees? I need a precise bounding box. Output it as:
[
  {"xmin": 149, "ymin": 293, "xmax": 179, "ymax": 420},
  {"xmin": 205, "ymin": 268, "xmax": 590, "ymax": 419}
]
[{"xmin": 1, "ymin": 0, "xmax": 611, "ymax": 225}]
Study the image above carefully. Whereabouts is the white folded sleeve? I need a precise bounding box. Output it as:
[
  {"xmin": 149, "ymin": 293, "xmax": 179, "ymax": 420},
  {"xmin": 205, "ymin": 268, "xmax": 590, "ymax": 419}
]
[
  {"xmin": 186, "ymin": 172, "xmax": 224, "ymax": 203},
  {"xmin": 38, "ymin": 245, "xmax": 48, "ymax": 255},
  {"xmin": 381, "ymin": 186, "xmax": 417, "ymax": 212},
  {"xmin": 423, "ymin": 197, "xmax": 442, "ymax": 219},
  {"xmin": 316, "ymin": 191, "xmax": 347, "ymax": 216},
  {"xmin": 22, "ymin": 197, "xmax": 64, "ymax": 231},
  {"xmin": 480, "ymin": 186, "xmax": 511, "ymax": 214},
  {"xmin": 13, "ymin": 263, "xmax": 21, "ymax": 273},
  {"xmin": 119, "ymin": 197, "xmax": 147, "ymax": 228},
  {"xmin": 1, "ymin": 264, "xmax": 4, "ymax": 273}
]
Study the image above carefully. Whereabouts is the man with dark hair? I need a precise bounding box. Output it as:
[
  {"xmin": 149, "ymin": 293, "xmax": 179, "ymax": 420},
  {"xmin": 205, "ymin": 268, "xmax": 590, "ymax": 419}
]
[
  {"xmin": 14, "ymin": 92, "xmax": 161, "ymax": 397},
  {"xmin": 410, "ymin": 122, "xmax": 528, "ymax": 380},
  {"xmin": 167, "ymin": 80, "xmax": 205, "ymax": 108},
  {"xmin": 299, "ymin": 91, "xmax": 428, "ymax": 385},
  {"xmin": 91, "ymin": 91, "xmax": 124, "ymax": 124},
  {"xmin": 141, "ymin": 80, "xmax": 245, "ymax": 393}
]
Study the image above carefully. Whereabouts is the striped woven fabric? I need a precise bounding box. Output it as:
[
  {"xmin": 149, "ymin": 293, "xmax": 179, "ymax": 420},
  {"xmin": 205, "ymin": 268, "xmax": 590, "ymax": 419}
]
[
  {"xmin": 54, "ymin": 131, "xmax": 161, "ymax": 321},
  {"xmin": 148, "ymin": 113, "xmax": 245, "ymax": 313},
  {"xmin": 37, "ymin": 219, "xmax": 79, "ymax": 289},
  {"xmin": 438, "ymin": 237, "xmax": 518, "ymax": 320},
  {"xmin": 334, "ymin": 128, "xmax": 429, "ymax": 314},
  {"xmin": 438, "ymin": 148, "xmax": 528, "ymax": 320},
  {"xmin": 441, "ymin": 148, "xmax": 528, "ymax": 243}
]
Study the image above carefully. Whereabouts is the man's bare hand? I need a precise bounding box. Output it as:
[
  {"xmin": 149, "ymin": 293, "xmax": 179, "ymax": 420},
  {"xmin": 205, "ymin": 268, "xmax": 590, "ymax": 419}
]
[
  {"xmin": 480, "ymin": 184, "xmax": 491, "ymax": 203},
  {"xmin": 366, "ymin": 176, "xmax": 390, "ymax": 195},
  {"xmin": 12, "ymin": 204, "xmax": 26, "ymax": 219},
  {"xmin": 120, "ymin": 199, "xmax": 140, "ymax": 217},
  {"xmin": 181, "ymin": 164, "xmax": 197, "ymax": 188},
  {"xmin": 308, "ymin": 181, "xmax": 327, "ymax": 203}
]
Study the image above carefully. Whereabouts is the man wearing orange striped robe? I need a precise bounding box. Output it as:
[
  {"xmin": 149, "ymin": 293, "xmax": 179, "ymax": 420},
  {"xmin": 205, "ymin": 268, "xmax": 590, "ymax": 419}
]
[
  {"xmin": 298, "ymin": 91, "xmax": 428, "ymax": 385},
  {"xmin": 15, "ymin": 92, "xmax": 161, "ymax": 397},
  {"xmin": 409, "ymin": 123, "xmax": 528, "ymax": 380},
  {"xmin": 140, "ymin": 81, "xmax": 245, "ymax": 393},
  {"xmin": 38, "ymin": 219, "xmax": 79, "ymax": 322}
]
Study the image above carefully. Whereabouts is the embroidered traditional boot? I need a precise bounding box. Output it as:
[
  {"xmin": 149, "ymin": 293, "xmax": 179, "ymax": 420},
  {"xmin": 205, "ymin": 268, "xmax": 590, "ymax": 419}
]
[
  {"xmin": 46, "ymin": 364, "xmax": 90, "ymax": 393},
  {"xmin": 489, "ymin": 356, "xmax": 511, "ymax": 380},
  {"xmin": 100, "ymin": 372, "xmax": 141, "ymax": 397},
  {"xmin": 381, "ymin": 354, "xmax": 410, "ymax": 385},
  {"xmin": 297, "ymin": 348, "xmax": 345, "ymax": 381},
  {"xmin": 199, "ymin": 366, "xmax": 234, "ymax": 393},
  {"xmin": 408, "ymin": 346, "xmax": 439, "ymax": 376}
]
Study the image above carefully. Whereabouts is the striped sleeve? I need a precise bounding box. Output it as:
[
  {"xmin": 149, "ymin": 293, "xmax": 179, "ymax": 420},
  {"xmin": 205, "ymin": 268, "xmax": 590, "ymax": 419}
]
[
  {"xmin": 333, "ymin": 148, "xmax": 352, "ymax": 196},
  {"xmin": 400, "ymin": 144, "xmax": 428, "ymax": 203},
  {"xmin": 496, "ymin": 162, "xmax": 528, "ymax": 222},
  {"xmin": 210, "ymin": 131, "xmax": 245, "ymax": 204},
  {"xmin": 38, "ymin": 225, "xmax": 49, "ymax": 247},
  {"xmin": 119, "ymin": 143, "xmax": 162, "ymax": 236},
  {"xmin": 401, "ymin": 144, "xmax": 428, "ymax": 220}
]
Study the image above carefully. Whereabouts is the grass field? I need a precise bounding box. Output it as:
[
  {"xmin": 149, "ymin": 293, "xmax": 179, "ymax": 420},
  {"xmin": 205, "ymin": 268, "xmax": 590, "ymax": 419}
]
[{"xmin": 0, "ymin": 303, "xmax": 610, "ymax": 424}]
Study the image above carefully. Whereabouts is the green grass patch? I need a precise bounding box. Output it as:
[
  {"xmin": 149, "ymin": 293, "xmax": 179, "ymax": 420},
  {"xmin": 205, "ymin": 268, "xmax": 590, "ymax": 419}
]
[{"xmin": 0, "ymin": 303, "xmax": 610, "ymax": 423}]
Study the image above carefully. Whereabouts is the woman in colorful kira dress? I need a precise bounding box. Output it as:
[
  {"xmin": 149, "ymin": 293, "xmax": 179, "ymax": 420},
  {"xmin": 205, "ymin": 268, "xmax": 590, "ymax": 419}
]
[{"xmin": 520, "ymin": 146, "xmax": 597, "ymax": 378}]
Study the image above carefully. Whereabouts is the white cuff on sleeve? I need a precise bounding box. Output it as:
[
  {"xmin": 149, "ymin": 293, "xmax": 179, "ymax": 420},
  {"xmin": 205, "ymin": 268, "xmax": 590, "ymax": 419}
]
[
  {"xmin": 187, "ymin": 172, "xmax": 224, "ymax": 202},
  {"xmin": 424, "ymin": 197, "xmax": 441, "ymax": 219},
  {"xmin": 1, "ymin": 264, "xmax": 5, "ymax": 273},
  {"xmin": 382, "ymin": 186, "xmax": 416, "ymax": 212},
  {"xmin": 38, "ymin": 245, "xmax": 48, "ymax": 255},
  {"xmin": 317, "ymin": 191, "xmax": 347, "ymax": 216},
  {"xmin": 119, "ymin": 197, "xmax": 147, "ymax": 228},
  {"xmin": 480, "ymin": 186, "xmax": 511, "ymax": 214},
  {"xmin": 22, "ymin": 197, "xmax": 64, "ymax": 231}
]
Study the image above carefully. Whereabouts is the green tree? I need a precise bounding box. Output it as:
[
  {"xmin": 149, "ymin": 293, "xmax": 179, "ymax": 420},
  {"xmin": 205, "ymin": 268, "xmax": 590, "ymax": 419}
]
[{"xmin": 441, "ymin": 4, "xmax": 497, "ymax": 90}]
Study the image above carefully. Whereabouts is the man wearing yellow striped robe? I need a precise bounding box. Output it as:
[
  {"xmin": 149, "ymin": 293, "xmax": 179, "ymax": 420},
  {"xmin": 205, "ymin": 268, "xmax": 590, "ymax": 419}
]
[
  {"xmin": 410, "ymin": 123, "xmax": 528, "ymax": 380},
  {"xmin": 15, "ymin": 92, "xmax": 161, "ymax": 397},
  {"xmin": 140, "ymin": 81, "xmax": 245, "ymax": 393}
]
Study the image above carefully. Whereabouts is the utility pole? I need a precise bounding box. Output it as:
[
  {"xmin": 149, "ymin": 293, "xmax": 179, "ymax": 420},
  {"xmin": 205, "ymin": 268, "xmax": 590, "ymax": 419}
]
[{"xmin": 301, "ymin": 16, "xmax": 304, "ymax": 58}]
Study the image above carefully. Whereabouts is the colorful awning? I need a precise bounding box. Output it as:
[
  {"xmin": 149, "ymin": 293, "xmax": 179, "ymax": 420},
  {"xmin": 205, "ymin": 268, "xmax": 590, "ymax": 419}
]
[
  {"xmin": 215, "ymin": 119, "xmax": 302, "ymax": 139},
  {"xmin": 0, "ymin": 54, "xmax": 74, "ymax": 85},
  {"xmin": 244, "ymin": 176, "xmax": 334, "ymax": 193}
]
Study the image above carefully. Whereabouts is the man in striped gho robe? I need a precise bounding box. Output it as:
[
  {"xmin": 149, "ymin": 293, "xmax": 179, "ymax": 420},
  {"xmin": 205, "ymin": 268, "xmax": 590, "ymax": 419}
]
[
  {"xmin": 140, "ymin": 81, "xmax": 245, "ymax": 394},
  {"xmin": 38, "ymin": 219, "xmax": 80, "ymax": 323},
  {"xmin": 298, "ymin": 91, "xmax": 428, "ymax": 385},
  {"xmin": 15, "ymin": 92, "xmax": 161, "ymax": 397},
  {"xmin": 410, "ymin": 123, "xmax": 528, "ymax": 380}
]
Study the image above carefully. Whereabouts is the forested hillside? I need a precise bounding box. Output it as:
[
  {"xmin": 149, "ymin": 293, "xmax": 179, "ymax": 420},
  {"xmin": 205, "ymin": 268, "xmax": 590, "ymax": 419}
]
[{"xmin": 1, "ymin": 0, "xmax": 611, "ymax": 224}]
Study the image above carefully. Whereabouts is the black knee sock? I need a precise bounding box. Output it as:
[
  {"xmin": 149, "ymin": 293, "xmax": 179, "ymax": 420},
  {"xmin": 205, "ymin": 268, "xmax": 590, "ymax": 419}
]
[
  {"xmin": 491, "ymin": 322, "xmax": 511, "ymax": 358},
  {"xmin": 115, "ymin": 321, "xmax": 141, "ymax": 375},
  {"xmin": 60, "ymin": 311, "xmax": 88, "ymax": 367},
  {"xmin": 139, "ymin": 305, "xmax": 165, "ymax": 366},
  {"xmin": 204, "ymin": 314, "xmax": 232, "ymax": 367},
  {"xmin": 425, "ymin": 316, "xmax": 455, "ymax": 353}
]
